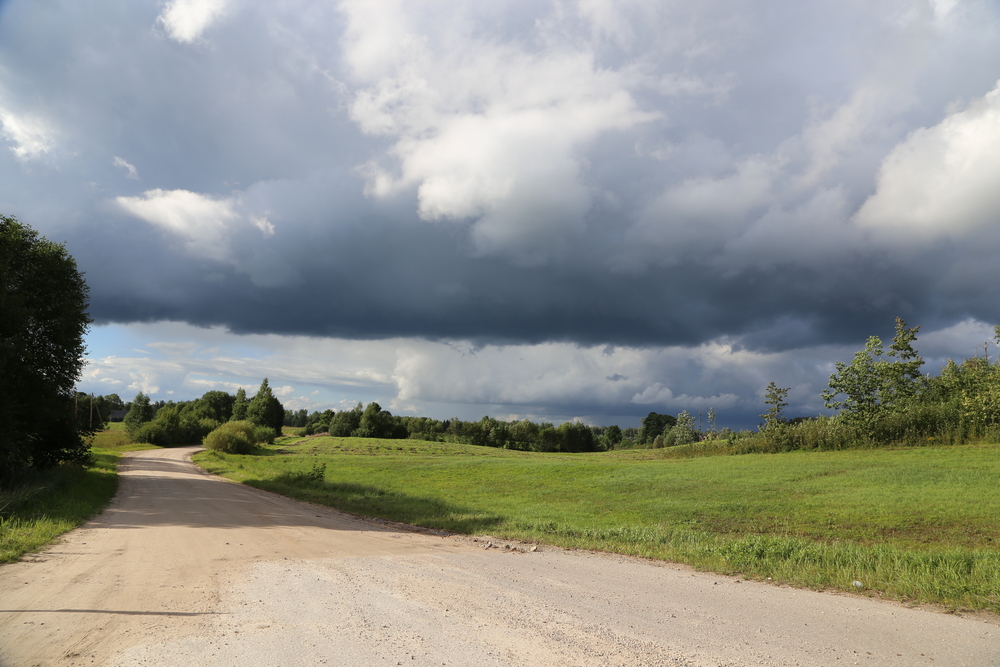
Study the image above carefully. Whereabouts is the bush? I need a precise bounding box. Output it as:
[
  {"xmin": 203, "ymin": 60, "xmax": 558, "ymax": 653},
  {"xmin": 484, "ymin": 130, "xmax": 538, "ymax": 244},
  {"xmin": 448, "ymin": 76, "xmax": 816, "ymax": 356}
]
[
  {"xmin": 254, "ymin": 426, "xmax": 276, "ymax": 445},
  {"xmin": 204, "ymin": 428, "xmax": 253, "ymax": 454},
  {"xmin": 131, "ymin": 422, "xmax": 168, "ymax": 447},
  {"xmin": 127, "ymin": 407, "xmax": 218, "ymax": 447},
  {"xmin": 203, "ymin": 420, "xmax": 271, "ymax": 454}
]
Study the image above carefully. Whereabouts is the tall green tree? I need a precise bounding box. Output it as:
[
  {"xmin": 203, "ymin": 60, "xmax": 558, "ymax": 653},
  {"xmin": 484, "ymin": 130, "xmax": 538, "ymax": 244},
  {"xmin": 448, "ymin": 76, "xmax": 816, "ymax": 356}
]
[
  {"xmin": 230, "ymin": 387, "xmax": 249, "ymax": 421},
  {"xmin": 246, "ymin": 378, "xmax": 284, "ymax": 433},
  {"xmin": 0, "ymin": 216, "xmax": 92, "ymax": 486},
  {"xmin": 123, "ymin": 393, "xmax": 154, "ymax": 437},
  {"xmin": 603, "ymin": 424, "xmax": 623, "ymax": 447},
  {"xmin": 883, "ymin": 317, "xmax": 925, "ymax": 403},
  {"xmin": 191, "ymin": 390, "xmax": 235, "ymax": 423}
]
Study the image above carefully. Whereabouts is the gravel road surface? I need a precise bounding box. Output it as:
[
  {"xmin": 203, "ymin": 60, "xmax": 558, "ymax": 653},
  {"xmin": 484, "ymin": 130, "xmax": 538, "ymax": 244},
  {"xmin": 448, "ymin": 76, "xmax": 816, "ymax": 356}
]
[{"xmin": 1, "ymin": 447, "xmax": 998, "ymax": 667}]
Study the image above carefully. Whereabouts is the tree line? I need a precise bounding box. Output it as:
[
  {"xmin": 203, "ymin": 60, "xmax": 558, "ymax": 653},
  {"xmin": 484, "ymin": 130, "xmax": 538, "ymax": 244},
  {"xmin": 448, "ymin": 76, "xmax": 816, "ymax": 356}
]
[
  {"xmin": 80, "ymin": 384, "xmax": 695, "ymax": 454},
  {"xmin": 283, "ymin": 402, "xmax": 700, "ymax": 453},
  {"xmin": 118, "ymin": 379, "xmax": 284, "ymax": 448}
]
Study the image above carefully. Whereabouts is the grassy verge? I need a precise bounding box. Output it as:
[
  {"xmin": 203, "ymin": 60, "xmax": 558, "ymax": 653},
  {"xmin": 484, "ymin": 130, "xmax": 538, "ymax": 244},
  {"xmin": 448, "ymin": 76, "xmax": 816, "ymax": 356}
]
[
  {"xmin": 194, "ymin": 436, "xmax": 1000, "ymax": 612},
  {"xmin": 0, "ymin": 424, "xmax": 156, "ymax": 564}
]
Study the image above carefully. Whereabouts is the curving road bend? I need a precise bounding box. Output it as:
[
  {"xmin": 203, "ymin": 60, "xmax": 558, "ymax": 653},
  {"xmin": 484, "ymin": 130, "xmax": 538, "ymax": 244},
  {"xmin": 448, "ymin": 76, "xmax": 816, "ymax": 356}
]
[{"xmin": 1, "ymin": 447, "xmax": 998, "ymax": 667}]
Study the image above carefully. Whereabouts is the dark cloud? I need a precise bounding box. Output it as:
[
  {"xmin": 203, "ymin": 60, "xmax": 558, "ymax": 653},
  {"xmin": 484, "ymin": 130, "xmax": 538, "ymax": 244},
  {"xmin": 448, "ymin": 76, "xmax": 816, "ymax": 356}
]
[{"xmin": 73, "ymin": 211, "xmax": 944, "ymax": 352}]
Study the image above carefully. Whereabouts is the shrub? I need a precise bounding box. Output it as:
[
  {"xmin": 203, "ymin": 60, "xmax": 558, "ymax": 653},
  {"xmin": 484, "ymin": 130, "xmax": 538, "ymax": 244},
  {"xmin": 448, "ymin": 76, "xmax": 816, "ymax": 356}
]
[
  {"xmin": 127, "ymin": 407, "xmax": 218, "ymax": 447},
  {"xmin": 254, "ymin": 426, "xmax": 276, "ymax": 445},
  {"xmin": 203, "ymin": 428, "xmax": 253, "ymax": 454},
  {"xmin": 202, "ymin": 420, "xmax": 277, "ymax": 454},
  {"xmin": 130, "ymin": 421, "xmax": 168, "ymax": 447},
  {"xmin": 203, "ymin": 420, "xmax": 262, "ymax": 454}
]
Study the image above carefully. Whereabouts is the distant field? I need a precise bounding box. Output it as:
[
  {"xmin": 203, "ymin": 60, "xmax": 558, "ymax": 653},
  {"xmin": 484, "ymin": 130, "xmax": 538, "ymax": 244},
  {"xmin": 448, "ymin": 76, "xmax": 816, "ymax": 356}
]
[
  {"xmin": 0, "ymin": 427, "xmax": 156, "ymax": 564},
  {"xmin": 193, "ymin": 436, "xmax": 1000, "ymax": 612}
]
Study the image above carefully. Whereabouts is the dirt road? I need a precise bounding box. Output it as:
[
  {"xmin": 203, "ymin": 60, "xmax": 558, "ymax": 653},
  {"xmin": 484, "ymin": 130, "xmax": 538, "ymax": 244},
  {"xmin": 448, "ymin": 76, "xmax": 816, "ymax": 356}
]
[{"xmin": 1, "ymin": 447, "xmax": 998, "ymax": 667}]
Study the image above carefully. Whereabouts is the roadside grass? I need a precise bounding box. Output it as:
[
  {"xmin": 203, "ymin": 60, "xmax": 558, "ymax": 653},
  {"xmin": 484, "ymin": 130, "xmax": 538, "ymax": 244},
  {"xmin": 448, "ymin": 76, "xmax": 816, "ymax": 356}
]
[
  {"xmin": 193, "ymin": 437, "xmax": 1000, "ymax": 612},
  {"xmin": 0, "ymin": 427, "xmax": 156, "ymax": 564}
]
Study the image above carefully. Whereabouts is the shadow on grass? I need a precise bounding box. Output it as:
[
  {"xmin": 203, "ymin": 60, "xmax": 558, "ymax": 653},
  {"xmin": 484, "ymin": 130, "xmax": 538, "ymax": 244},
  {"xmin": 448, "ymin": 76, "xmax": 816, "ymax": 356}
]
[
  {"xmin": 244, "ymin": 473, "xmax": 503, "ymax": 535},
  {"xmin": 1, "ymin": 465, "xmax": 116, "ymax": 521},
  {"xmin": 1, "ymin": 464, "xmax": 118, "ymax": 563}
]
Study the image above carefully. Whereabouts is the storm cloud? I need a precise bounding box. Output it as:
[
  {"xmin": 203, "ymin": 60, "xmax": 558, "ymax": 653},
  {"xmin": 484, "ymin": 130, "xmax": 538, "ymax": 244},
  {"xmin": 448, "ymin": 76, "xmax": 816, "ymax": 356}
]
[{"xmin": 3, "ymin": 0, "xmax": 1000, "ymax": 427}]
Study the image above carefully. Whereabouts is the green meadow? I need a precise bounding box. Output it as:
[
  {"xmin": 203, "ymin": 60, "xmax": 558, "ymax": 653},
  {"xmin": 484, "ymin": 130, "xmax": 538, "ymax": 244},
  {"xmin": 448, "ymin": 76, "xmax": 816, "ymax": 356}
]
[
  {"xmin": 0, "ymin": 423, "xmax": 156, "ymax": 564},
  {"xmin": 195, "ymin": 435, "xmax": 1000, "ymax": 612}
]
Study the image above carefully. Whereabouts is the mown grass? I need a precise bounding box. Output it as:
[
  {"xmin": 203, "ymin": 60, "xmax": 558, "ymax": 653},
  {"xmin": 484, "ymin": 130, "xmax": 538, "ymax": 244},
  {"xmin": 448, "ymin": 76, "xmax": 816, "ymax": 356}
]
[
  {"xmin": 0, "ymin": 424, "xmax": 155, "ymax": 564},
  {"xmin": 193, "ymin": 436, "xmax": 1000, "ymax": 612}
]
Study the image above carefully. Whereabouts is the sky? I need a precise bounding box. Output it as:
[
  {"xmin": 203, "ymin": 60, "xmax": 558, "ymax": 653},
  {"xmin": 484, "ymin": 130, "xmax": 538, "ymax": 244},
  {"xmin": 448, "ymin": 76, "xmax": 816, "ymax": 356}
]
[{"xmin": 2, "ymin": 0, "xmax": 1000, "ymax": 429}]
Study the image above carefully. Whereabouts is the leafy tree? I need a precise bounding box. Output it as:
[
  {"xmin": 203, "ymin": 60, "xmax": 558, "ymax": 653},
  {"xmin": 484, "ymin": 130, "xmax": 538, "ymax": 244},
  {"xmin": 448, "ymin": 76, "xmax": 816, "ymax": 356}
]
[
  {"xmin": 556, "ymin": 421, "xmax": 597, "ymax": 452},
  {"xmin": 637, "ymin": 412, "xmax": 676, "ymax": 445},
  {"xmin": 604, "ymin": 424, "xmax": 623, "ymax": 447},
  {"xmin": 123, "ymin": 393, "xmax": 155, "ymax": 438},
  {"xmin": 760, "ymin": 382, "xmax": 790, "ymax": 430},
  {"xmin": 246, "ymin": 378, "xmax": 284, "ymax": 434},
  {"xmin": 0, "ymin": 216, "xmax": 92, "ymax": 486},
  {"xmin": 353, "ymin": 402, "xmax": 405, "ymax": 439},
  {"xmin": 504, "ymin": 419, "xmax": 536, "ymax": 450},
  {"xmin": 191, "ymin": 390, "xmax": 235, "ymax": 423},
  {"xmin": 822, "ymin": 317, "xmax": 924, "ymax": 432},
  {"xmin": 663, "ymin": 411, "xmax": 698, "ymax": 446},
  {"xmin": 329, "ymin": 403, "xmax": 364, "ymax": 437}
]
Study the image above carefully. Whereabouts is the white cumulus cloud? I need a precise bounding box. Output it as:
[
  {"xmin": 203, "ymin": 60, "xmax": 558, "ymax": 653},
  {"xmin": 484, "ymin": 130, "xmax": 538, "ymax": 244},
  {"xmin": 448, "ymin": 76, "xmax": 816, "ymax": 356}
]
[
  {"xmin": 114, "ymin": 188, "xmax": 282, "ymax": 271},
  {"xmin": 854, "ymin": 79, "xmax": 1000, "ymax": 240},
  {"xmin": 342, "ymin": 0, "xmax": 657, "ymax": 261},
  {"xmin": 116, "ymin": 189, "xmax": 240, "ymax": 261}
]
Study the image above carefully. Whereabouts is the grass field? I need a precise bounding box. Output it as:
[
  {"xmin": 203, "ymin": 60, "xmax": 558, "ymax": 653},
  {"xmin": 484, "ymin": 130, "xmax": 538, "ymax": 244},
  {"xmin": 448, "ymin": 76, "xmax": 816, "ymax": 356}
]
[
  {"xmin": 194, "ymin": 435, "xmax": 1000, "ymax": 612},
  {"xmin": 0, "ymin": 423, "xmax": 156, "ymax": 564}
]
